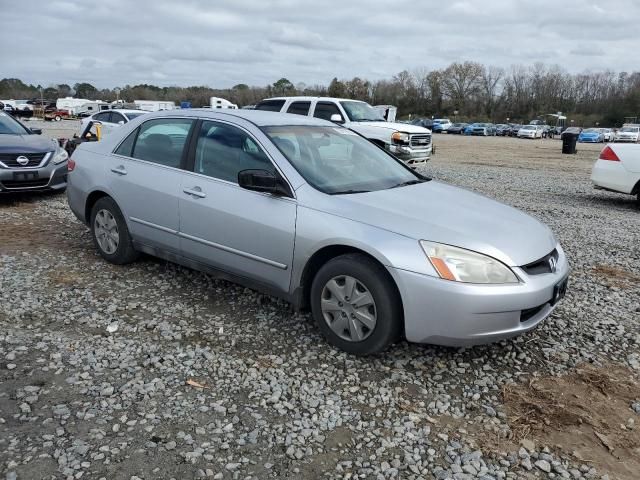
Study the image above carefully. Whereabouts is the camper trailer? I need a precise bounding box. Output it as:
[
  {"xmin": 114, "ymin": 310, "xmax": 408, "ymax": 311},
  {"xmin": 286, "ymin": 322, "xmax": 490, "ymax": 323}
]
[
  {"xmin": 210, "ymin": 97, "xmax": 238, "ymax": 109},
  {"xmin": 133, "ymin": 100, "xmax": 176, "ymax": 112}
]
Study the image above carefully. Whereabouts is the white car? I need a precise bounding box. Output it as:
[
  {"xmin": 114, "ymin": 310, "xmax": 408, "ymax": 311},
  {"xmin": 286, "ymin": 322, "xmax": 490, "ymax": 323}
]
[
  {"xmin": 598, "ymin": 128, "xmax": 615, "ymax": 142},
  {"xmin": 591, "ymin": 144, "xmax": 640, "ymax": 203},
  {"xmin": 614, "ymin": 125, "xmax": 640, "ymax": 143},
  {"xmin": 434, "ymin": 118, "xmax": 453, "ymax": 132},
  {"xmin": 518, "ymin": 125, "xmax": 543, "ymax": 139},
  {"xmin": 79, "ymin": 109, "xmax": 147, "ymax": 138}
]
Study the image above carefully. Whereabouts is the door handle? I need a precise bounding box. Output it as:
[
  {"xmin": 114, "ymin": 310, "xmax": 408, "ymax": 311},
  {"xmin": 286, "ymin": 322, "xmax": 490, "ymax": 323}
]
[
  {"xmin": 110, "ymin": 166, "xmax": 127, "ymax": 175},
  {"xmin": 183, "ymin": 187, "xmax": 206, "ymax": 198}
]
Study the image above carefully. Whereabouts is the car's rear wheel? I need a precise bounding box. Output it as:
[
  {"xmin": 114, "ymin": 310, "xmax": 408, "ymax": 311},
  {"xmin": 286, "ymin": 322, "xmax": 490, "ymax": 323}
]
[
  {"xmin": 310, "ymin": 253, "xmax": 402, "ymax": 355},
  {"xmin": 54, "ymin": 115, "xmax": 61, "ymax": 122},
  {"xmin": 90, "ymin": 197, "xmax": 139, "ymax": 264}
]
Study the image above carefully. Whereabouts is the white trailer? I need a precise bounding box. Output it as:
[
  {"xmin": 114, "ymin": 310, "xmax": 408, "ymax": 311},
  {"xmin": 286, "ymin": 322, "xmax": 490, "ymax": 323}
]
[
  {"xmin": 210, "ymin": 97, "xmax": 238, "ymax": 109},
  {"xmin": 374, "ymin": 105, "xmax": 397, "ymax": 122},
  {"xmin": 134, "ymin": 100, "xmax": 176, "ymax": 112},
  {"xmin": 56, "ymin": 97, "xmax": 91, "ymax": 111}
]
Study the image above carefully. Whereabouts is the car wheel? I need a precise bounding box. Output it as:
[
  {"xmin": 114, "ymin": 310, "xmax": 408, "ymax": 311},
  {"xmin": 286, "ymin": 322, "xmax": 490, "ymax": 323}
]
[
  {"xmin": 54, "ymin": 115, "xmax": 61, "ymax": 122},
  {"xmin": 310, "ymin": 253, "xmax": 402, "ymax": 355},
  {"xmin": 90, "ymin": 197, "xmax": 139, "ymax": 265}
]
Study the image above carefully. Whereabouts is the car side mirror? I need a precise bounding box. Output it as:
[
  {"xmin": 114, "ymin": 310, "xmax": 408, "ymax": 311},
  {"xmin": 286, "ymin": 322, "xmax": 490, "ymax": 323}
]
[
  {"xmin": 238, "ymin": 169, "xmax": 290, "ymax": 196},
  {"xmin": 330, "ymin": 114, "xmax": 344, "ymax": 124},
  {"xmin": 118, "ymin": 120, "xmax": 125, "ymax": 125},
  {"xmin": 30, "ymin": 128, "xmax": 42, "ymax": 135}
]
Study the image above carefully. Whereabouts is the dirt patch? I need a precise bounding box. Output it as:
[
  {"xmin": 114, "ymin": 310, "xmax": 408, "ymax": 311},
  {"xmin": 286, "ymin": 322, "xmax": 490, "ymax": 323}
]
[
  {"xmin": 503, "ymin": 364, "xmax": 640, "ymax": 480},
  {"xmin": 592, "ymin": 265, "xmax": 640, "ymax": 289}
]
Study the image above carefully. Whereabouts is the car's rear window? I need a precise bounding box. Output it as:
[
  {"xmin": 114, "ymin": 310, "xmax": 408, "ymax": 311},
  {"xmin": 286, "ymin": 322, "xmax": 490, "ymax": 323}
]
[{"xmin": 255, "ymin": 100, "xmax": 286, "ymax": 112}]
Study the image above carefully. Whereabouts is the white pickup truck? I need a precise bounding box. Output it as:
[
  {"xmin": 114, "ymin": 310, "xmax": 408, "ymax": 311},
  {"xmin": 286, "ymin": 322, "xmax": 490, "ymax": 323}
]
[
  {"xmin": 254, "ymin": 96, "xmax": 432, "ymax": 166},
  {"xmin": 591, "ymin": 144, "xmax": 640, "ymax": 203}
]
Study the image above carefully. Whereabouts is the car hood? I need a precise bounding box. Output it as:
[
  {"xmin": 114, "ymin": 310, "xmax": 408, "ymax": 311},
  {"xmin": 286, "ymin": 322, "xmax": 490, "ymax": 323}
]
[
  {"xmin": 351, "ymin": 121, "xmax": 430, "ymax": 134},
  {"xmin": 310, "ymin": 181, "xmax": 557, "ymax": 267},
  {"xmin": 0, "ymin": 134, "xmax": 56, "ymax": 153}
]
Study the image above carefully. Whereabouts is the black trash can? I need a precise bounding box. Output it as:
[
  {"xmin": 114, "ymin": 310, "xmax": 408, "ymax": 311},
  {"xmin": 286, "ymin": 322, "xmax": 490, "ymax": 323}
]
[{"xmin": 562, "ymin": 132, "xmax": 578, "ymax": 154}]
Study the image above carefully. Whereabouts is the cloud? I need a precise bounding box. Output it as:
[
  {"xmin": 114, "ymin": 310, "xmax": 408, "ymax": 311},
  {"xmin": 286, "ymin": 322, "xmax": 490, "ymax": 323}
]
[{"xmin": 0, "ymin": 0, "xmax": 637, "ymax": 88}]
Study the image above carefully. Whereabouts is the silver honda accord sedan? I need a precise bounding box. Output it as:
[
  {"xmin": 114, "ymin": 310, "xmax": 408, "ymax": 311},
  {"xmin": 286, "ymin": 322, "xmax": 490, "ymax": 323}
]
[{"xmin": 67, "ymin": 109, "xmax": 569, "ymax": 355}]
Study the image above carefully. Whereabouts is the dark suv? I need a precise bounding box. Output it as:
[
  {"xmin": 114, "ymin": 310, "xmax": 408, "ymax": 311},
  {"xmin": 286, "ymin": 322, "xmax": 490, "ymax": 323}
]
[{"xmin": 0, "ymin": 112, "xmax": 69, "ymax": 192}]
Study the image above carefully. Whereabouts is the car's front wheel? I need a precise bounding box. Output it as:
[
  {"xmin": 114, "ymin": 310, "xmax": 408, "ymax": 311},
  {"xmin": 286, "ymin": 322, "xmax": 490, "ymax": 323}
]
[
  {"xmin": 90, "ymin": 197, "xmax": 139, "ymax": 265},
  {"xmin": 310, "ymin": 253, "xmax": 402, "ymax": 355}
]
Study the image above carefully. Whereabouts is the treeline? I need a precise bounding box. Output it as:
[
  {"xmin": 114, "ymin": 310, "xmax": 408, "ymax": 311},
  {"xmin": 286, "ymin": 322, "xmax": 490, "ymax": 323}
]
[{"xmin": 2, "ymin": 61, "xmax": 639, "ymax": 125}]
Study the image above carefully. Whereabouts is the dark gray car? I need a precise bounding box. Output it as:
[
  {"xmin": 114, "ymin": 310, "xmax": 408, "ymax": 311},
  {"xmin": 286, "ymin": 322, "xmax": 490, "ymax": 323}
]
[{"xmin": 0, "ymin": 112, "xmax": 69, "ymax": 192}]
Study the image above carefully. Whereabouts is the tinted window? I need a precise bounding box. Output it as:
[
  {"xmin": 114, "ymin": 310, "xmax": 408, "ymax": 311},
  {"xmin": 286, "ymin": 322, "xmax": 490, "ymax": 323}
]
[
  {"xmin": 131, "ymin": 118, "xmax": 193, "ymax": 168},
  {"xmin": 313, "ymin": 102, "xmax": 342, "ymax": 121},
  {"xmin": 114, "ymin": 129, "xmax": 137, "ymax": 157},
  {"xmin": 194, "ymin": 121, "xmax": 275, "ymax": 183},
  {"xmin": 286, "ymin": 101, "xmax": 311, "ymax": 116},
  {"xmin": 254, "ymin": 100, "xmax": 286, "ymax": 112},
  {"xmin": 94, "ymin": 112, "xmax": 112, "ymax": 123},
  {"xmin": 110, "ymin": 112, "xmax": 126, "ymax": 124}
]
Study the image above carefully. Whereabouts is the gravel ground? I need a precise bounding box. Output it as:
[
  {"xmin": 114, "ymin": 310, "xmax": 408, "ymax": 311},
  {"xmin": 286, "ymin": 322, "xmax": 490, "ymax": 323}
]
[{"xmin": 1, "ymin": 130, "xmax": 639, "ymax": 480}]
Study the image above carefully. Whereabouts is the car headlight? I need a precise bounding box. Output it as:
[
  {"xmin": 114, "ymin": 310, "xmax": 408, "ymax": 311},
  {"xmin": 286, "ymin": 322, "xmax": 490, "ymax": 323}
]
[
  {"xmin": 419, "ymin": 241, "xmax": 519, "ymax": 284},
  {"xmin": 391, "ymin": 132, "xmax": 410, "ymax": 144},
  {"xmin": 52, "ymin": 147, "xmax": 69, "ymax": 165}
]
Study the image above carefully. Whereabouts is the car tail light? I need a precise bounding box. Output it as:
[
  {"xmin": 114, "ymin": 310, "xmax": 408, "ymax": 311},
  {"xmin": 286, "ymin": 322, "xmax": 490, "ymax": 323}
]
[
  {"xmin": 68, "ymin": 158, "xmax": 76, "ymax": 171},
  {"xmin": 599, "ymin": 146, "xmax": 620, "ymax": 162}
]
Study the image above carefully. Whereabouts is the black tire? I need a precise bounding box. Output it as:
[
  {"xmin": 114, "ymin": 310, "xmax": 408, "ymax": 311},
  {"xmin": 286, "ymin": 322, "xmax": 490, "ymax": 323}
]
[
  {"xmin": 54, "ymin": 115, "xmax": 61, "ymax": 122},
  {"xmin": 310, "ymin": 253, "xmax": 402, "ymax": 355},
  {"xmin": 90, "ymin": 196, "xmax": 139, "ymax": 264}
]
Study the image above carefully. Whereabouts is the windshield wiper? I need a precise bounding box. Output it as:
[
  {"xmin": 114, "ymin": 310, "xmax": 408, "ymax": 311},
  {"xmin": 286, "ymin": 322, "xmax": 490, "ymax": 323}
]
[
  {"xmin": 330, "ymin": 189, "xmax": 371, "ymax": 195},
  {"xmin": 389, "ymin": 179, "xmax": 425, "ymax": 189}
]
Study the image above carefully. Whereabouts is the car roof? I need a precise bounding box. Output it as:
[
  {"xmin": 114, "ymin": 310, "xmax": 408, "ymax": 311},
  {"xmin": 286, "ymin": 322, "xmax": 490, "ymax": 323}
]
[
  {"xmin": 135, "ymin": 108, "xmax": 337, "ymax": 127},
  {"xmin": 260, "ymin": 96, "xmax": 367, "ymax": 103}
]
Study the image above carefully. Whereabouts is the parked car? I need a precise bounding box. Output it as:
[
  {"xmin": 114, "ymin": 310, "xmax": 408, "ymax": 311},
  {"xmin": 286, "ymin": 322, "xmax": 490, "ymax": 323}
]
[
  {"xmin": 410, "ymin": 118, "xmax": 434, "ymax": 130},
  {"xmin": 433, "ymin": 118, "xmax": 452, "ymax": 132},
  {"xmin": 255, "ymin": 97, "xmax": 432, "ymax": 166},
  {"xmin": 578, "ymin": 128, "xmax": 605, "ymax": 143},
  {"xmin": 464, "ymin": 123, "xmax": 496, "ymax": 136},
  {"xmin": 591, "ymin": 144, "xmax": 640, "ymax": 204},
  {"xmin": 509, "ymin": 124, "xmax": 522, "ymax": 137},
  {"xmin": 79, "ymin": 109, "xmax": 147, "ymax": 138},
  {"xmin": 447, "ymin": 122, "xmax": 468, "ymax": 134},
  {"xmin": 495, "ymin": 124, "xmax": 511, "ymax": 136},
  {"xmin": 0, "ymin": 111, "xmax": 68, "ymax": 192},
  {"xmin": 598, "ymin": 128, "xmax": 615, "ymax": 142},
  {"xmin": 431, "ymin": 121, "xmax": 443, "ymax": 133},
  {"xmin": 518, "ymin": 125, "xmax": 544, "ymax": 139},
  {"xmin": 614, "ymin": 125, "xmax": 640, "ymax": 143},
  {"xmin": 67, "ymin": 110, "xmax": 569, "ymax": 354}
]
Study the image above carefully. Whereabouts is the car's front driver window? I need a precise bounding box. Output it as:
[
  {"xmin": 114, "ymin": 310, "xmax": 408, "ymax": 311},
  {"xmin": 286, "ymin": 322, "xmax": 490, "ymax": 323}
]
[{"xmin": 194, "ymin": 121, "xmax": 275, "ymax": 183}]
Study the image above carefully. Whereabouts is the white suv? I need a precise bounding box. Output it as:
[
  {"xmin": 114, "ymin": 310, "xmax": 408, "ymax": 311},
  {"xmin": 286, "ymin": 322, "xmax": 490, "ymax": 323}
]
[{"xmin": 255, "ymin": 97, "xmax": 432, "ymax": 165}]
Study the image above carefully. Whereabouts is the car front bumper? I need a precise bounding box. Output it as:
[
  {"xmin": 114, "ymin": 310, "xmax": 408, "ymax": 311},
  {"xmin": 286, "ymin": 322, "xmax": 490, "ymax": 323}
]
[
  {"xmin": 392, "ymin": 251, "xmax": 570, "ymax": 346},
  {"xmin": 614, "ymin": 137, "xmax": 638, "ymax": 143},
  {"xmin": 591, "ymin": 159, "xmax": 635, "ymax": 194},
  {"xmin": 0, "ymin": 160, "xmax": 68, "ymax": 193},
  {"xmin": 387, "ymin": 144, "xmax": 432, "ymax": 165}
]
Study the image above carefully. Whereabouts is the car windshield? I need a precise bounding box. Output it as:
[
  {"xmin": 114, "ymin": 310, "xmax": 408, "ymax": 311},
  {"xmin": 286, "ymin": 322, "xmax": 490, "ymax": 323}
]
[
  {"xmin": 583, "ymin": 128, "xmax": 598, "ymax": 133},
  {"xmin": 0, "ymin": 112, "xmax": 30, "ymax": 134},
  {"xmin": 620, "ymin": 127, "xmax": 639, "ymax": 133},
  {"xmin": 262, "ymin": 125, "xmax": 424, "ymax": 194},
  {"xmin": 522, "ymin": 126, "xmax": 535, "ymax": 130},
  {"xmin": 339, "ymin": 101, "xmax": 385, "ymax": 122},
  {"xmin": 452, "ymin": 123, "xmax": 464, "ymax": 127}
]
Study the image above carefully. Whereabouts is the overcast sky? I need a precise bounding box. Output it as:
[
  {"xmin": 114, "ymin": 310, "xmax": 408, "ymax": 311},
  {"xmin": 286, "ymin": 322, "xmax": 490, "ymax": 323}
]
[{"xmin": 1, "ymin": 0, "xmax": 638, "ymax": 89}]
